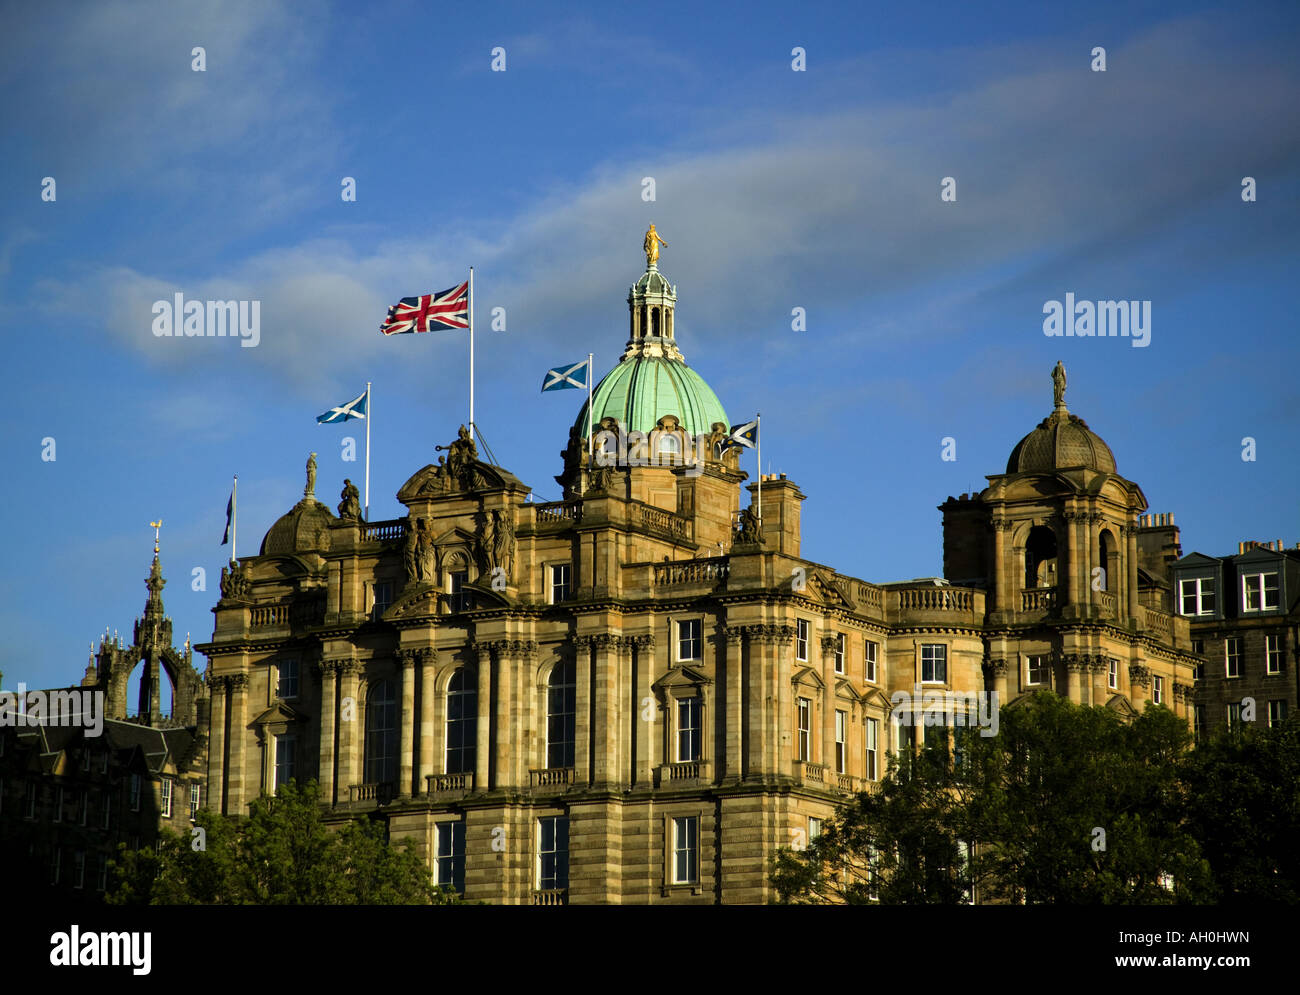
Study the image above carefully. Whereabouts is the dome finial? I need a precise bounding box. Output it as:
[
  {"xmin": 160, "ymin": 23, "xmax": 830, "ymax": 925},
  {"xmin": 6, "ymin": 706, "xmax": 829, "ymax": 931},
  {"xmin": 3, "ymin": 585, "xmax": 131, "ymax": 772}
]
[
  {"xmin": 643, "ymin": 223, "xmax": 667, "ymax": 270},
  {"xmin": 1052, "ymin": 361, "xmax": 1067, "ymax": 411}
]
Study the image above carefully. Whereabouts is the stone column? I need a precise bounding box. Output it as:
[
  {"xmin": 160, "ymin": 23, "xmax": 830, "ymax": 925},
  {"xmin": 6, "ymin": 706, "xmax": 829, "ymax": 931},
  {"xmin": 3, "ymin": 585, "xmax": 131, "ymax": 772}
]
[
  {"xmin": 1125, "ymin": 522, "xmax": 1140, "ymax": 622},
  {"xmin": 225, "ymin": 674, "xmax": 249, "ymax": 814},
  {"xmin": 419, "ymin": 649, "xmax": 436, "ymax": 793},
  {"xmin": 991, "ymin": 518, "xmax": 1011, "ymax": 615},
  {"xmin": 820, "ymin": 635, "xmax": 838, "ymax": 770},
  {"xmin": 1065, "ymin": 655, "xmax": 1086, "ymax": 704},
  {"xmin": 1129, "ymin": 662, "xmax": 1151, "ymax": 709},
  {"xmin": 397, "ymin": 651, "xmax": 416, "ymax": 797},
  {"xmin": 336, "ymin": 661, "xmax": 359, "ymax": 797},
  {"xmin": 774, "ymin": 624, "xmax": 795, "ymax": 779},
  {"xmin": 722, "ymin": 627, "xmax": 744, "ymax": 781},
  {"xmin": 473, "ymin": 645, "xmax": 491, "ymax": 790},
  {"xmin": 316, "ymin": 662, "xmax": 337, "ymax": 805},
  {"xmin": 633, "ymin": 635, "xmax": 655, "ymax": 787},
  {"xmin": 592, "ymin": 634, "xmax": 622, "ymax": 789},
  {"xmin": 208, "ymin": 677, "xmax": 227, "ymax": 815},
  {"xmin": 989, "ymin": 659, "xmax": 1008, "ymax": 708},
  {"xmin": 1062, "ymin": 511, "xmax": 1081, "ymax": 614},
  {"xmin": 744, "ymin": 626, "xmax": 767, "ymax": 779},
  {"xmin": 573, "ymin": 635, "xmax": 592, "ymax": 784},
  {"xmin": 1090, "ymin": 657, "xmax": 1108, "ymax": 706}
]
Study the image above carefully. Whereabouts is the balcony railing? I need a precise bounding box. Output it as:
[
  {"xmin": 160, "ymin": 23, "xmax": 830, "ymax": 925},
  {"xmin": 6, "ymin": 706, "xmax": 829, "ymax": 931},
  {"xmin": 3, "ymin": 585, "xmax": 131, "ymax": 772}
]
[
  {"xmin": 1021, "ymin": 587, "xmax": 1057, "ymax": 612},
  {"xmin": 795, "ymin": 760, "xmax": 827, "ymax": 785},
  {"xmin": 1143, "ymin": 606, "xmax": 1172, "ymax": 638},
  {"xmin": 653, "ymin": 558, "xmax": 728, "ymax": 587},
  {"xmin": 534, "ymin": 501, "xmax": 582, "ymax": 526},
  {"xmin": 249, "ymin": 605, "xmax": 291, "ymax": 628},
  {"xmin": 426, "ymin": 772, "xmax": 473, "ymax": 794},
  {"xmin": 632, "ymin": 501, "xmax": 693, "ymax": 542},
  {"xmin": 361, "ymin": 519, "xmax": 407, "ymax": 542},
  {"xmin": 855, "ymin": 582, "xmax": 884, "ymax": 614},
  {"xmin": 894, "ymin": 588, "xmax": 974, "ymax": 612},
  {"xmin": 532, "ymin": 889, "xmax": 568, "ymax": 906},
  {"xmin": 529, "ymin": 767, "xmax": 573, "ymax": 788},
  {"xmin": 1097, "ymin": 591, "xmax": 1117, "ymax": 615},
  {"xmin": 347, "ymin": 782, "xmax": 396, "ymax": 805}
]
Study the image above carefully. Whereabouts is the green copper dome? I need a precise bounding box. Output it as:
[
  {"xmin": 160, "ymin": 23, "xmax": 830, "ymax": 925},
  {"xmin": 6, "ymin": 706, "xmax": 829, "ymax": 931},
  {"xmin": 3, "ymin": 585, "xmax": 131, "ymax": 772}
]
[{"xmin": 574, "ymin": 355, "xmax": 729, "ymax": 438}]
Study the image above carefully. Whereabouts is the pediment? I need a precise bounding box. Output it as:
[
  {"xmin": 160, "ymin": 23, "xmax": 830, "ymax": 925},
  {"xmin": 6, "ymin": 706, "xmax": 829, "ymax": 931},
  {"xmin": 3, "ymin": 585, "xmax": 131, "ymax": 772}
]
[
  {"xmin": 398, "ymin": 459, "xmax": 523, "ymax": 503},
  {"xmin": 1104, "ymin": 694, "xmax": 1139, "ymax": 717},
  {"xmin": 791, "ymin": 666, "xmax": 825, "ymax": 690},
  {"xmin": 252, "ymin": 700, "xmax": 303, "ymax": 725},
  {"xmin": 803, "ymin": 570, "xmax": 849, "ymax": 607},
  {"xmin": 860, "ymin": 687, "xmax": 895, "ymax": 710},
  {"xmin": 834, "ymin": 678, "xmax": 866, "ymax": 703},
  {"xmin": 652, "ymin": 666, "xmax": 712, "ymax": 694},
  {"xmin": 387, "ymin": 584, "xmax": 441, "ymax": 620}
]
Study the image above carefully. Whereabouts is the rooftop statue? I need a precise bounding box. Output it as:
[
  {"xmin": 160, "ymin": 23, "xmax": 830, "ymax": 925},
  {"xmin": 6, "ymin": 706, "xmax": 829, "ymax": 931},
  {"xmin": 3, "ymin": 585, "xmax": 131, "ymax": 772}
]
[{"xmin": 643, "ymin": 223, "xmax": 667, "ymax": 267}]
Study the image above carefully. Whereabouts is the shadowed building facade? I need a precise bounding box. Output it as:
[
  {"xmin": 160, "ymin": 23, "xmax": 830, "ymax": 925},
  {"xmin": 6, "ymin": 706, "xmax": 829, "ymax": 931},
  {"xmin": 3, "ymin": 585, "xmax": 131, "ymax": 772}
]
[{"xmin": 195, "ymin": 236, "xmax": 1196, "ymax": 904}]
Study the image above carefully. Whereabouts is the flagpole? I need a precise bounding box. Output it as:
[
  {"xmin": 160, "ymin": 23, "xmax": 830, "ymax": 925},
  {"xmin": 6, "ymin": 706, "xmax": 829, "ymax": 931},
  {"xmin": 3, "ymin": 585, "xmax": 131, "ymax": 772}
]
[
  {"xmin": 364, "ymin": 381, "xmax": 371, "ymax": 522},
  {"xmin": 475, "ymin": 269, "xmax": 480, "ymax": 444},
  {"xmin": 756, "ymin": 412, "xmax": 762, "ymax": 526},
  {"xmin": 231, "ymin": 474, "xmax": 238, "ymax": 564},
  {"xmin": 587, "ymin": 352, "xmax": 594, "ymax": 459}
]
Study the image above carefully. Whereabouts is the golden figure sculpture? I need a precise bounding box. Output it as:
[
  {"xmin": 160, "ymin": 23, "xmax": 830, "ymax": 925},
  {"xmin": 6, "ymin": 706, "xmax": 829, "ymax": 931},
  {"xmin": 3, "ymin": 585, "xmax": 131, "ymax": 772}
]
[{"xmin": 643, "ymin": 224, "xmax": 667, "ymax": 267}]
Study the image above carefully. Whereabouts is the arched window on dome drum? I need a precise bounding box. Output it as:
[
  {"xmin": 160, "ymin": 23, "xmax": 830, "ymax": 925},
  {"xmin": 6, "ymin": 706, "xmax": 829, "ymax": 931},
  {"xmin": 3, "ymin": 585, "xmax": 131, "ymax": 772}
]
[
  {"xmin": 445, "ymin": 667, "xmax": 477, "ymax": 775},
  {"xmin": 651, "ymin": 306, "xmax": 660, "ymax": 337},
  {"xmin": 364, "ymin": 678, "xmax": 397, "ymax": 785},
  {"xmin": 1097, "ymin": 529, "xmax": 1117, "ymax": 593},
  {"xmin": 1025, "ymin": 526, "xmax": 1058, "ymax": 590},
  {"xmin": 547, "ymin": 659, "xmax": 576, "ymax": 769},
  {"xmin": 657, "ymin": 433, "xmax": 681, "ymax": 457}
]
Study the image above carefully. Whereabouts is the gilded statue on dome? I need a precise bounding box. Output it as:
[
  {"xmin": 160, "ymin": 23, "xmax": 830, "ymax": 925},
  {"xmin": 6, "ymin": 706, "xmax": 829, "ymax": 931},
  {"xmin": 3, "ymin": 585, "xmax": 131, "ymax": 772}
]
[{"xmin": 643, "ymin": 224, "xmax": 667, "ymax": 267}]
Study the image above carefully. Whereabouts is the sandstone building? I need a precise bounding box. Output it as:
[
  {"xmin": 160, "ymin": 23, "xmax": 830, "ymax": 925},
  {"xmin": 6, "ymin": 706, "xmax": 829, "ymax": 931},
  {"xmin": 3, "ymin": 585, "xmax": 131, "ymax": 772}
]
[{"xmin": 194, "ymin": 234, "xmax": 1197, "ymax": 904}]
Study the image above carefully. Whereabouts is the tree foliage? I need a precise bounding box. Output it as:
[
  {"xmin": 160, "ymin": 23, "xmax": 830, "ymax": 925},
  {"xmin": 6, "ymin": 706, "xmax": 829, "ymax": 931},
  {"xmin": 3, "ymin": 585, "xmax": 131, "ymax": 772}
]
[{"xmin": 107, "ymin": 780, "xmax": 460, "ymax": 905}]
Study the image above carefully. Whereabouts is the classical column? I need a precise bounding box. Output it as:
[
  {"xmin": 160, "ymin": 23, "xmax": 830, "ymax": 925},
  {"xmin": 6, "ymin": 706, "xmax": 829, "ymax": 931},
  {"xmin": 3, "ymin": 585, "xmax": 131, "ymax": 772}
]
[
  {"xmin": 397, "ymin": 651, "xmax": 416, "ymax": 797},
  {"xmin": 1064, "ymin": 655, "xmax": 1085, "ymax": 704},
  {"xmin": 207, "ymin": 677, "xmax": 227, "ymax": 815},
  {"xmin": 316, "ymin": 662, "xmax": 337, "ymax": 805},
  {"xmin": 744, "ymin": 626, "xmax": 767, "ymax": 779},
  {"xmin": 473, "ymin": 645, "xmax": 491, "ymax": 790},
  {"xmin": 1125, "ymin": 522, "xmax": 1140, "ymax": 621},
  {"xmin": 418, "ymin": 649, "xmax": 436, "ymax": 793},
  {"xmin": 336, "ymin": 661, "xmax": 359, "ymax": 797},
  {"xmin": 591, "ymin": 635, "xmax": 623, "ymax": 788},
  {"xmin": 1128, "ymin": 662, "xmax": 1151, "ymax": 709},
  {"xmin": 722, "ymin": 627, "xmax": 744, "ymax": 781},
  {"xmin": 573, "ymin": 635, "xmax": 593, "ymax": 784},
  {"xmin": 820, "ymin": 634, "xmax": 838, "ymax": 771},
  {"xmin": 1062, "ymin": 511, "xmax": 1082, "ymax": 612},
  {"xmin": 988, "ymin": 659, "xmax": 1008, "ymax": 707},
  {"xmin": 991, "ymin": 518, "xmax": 1011, "ymax": 614},
  {"xmin": 773, "ymin": 624, "xmax": 795, "ymax": 779},
  {"xmin": 1090, "ymin": 657, "xmax": 1108, "ymax": 706},
  {"xmin": 225, "ymin": 674, "xmax": 249, "ymax": 814},
  {"xmin": 632, "ymin": 635, "xmax": 655, "ymax": 787}
]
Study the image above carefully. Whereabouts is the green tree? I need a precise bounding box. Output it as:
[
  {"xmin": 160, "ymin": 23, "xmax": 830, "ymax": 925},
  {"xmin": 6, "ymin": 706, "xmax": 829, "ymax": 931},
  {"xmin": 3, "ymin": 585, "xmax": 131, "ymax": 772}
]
[{"xmin": 107, "ymin": 780, "xmax": 460, "ymax": 905}]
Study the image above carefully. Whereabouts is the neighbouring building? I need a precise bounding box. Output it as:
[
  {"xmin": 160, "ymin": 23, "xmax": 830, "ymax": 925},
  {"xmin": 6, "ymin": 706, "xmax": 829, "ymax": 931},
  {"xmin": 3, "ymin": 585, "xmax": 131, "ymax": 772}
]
[{"xmin": 194, "ymin": 231, "xmax": 1197, "ymax": 904}]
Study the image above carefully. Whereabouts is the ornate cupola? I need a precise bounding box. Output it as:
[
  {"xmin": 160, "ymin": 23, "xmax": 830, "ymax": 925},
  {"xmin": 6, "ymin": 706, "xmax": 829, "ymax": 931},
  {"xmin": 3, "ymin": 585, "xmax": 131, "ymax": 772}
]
[{"xmin": 625, "ymin": 223, "xmax": 682, "ymax": 361}]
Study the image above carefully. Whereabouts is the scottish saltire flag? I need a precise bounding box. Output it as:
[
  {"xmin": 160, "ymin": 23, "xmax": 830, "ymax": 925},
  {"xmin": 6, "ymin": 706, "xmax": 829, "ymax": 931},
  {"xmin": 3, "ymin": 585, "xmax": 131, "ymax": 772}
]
[
  {"xmin": 379, "ymin": 281, "xmax": 469, "ymax": 335},
  {"xmin": 221, "ymin": 490, "xmax": 234, "ymax": 545},
  {"xmin": 725, "ymin": 418, "xmax": 759, "ymax": 451},
  {"xmin": 542, "ymin": 360, "xmax": 590, "ymax": 392},
  {"xmin": 317, "ymin": 389, "xmax": 367, "ymax": 423}
]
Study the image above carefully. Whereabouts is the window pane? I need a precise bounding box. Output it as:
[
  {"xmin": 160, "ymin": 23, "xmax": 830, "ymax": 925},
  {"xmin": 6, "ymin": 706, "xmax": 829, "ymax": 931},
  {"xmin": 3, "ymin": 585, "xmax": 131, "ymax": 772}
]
[{"xmin": 547, "ymin": 659, "xmax": 576, "ymax": 769}]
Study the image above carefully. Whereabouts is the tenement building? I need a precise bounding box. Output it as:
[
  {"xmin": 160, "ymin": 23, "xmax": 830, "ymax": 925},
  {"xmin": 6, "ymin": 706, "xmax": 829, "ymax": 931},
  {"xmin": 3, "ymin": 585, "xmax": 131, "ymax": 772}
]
[{"xmin": 195, "ymin": 231, "xmax": 1197, "ymax": 904}]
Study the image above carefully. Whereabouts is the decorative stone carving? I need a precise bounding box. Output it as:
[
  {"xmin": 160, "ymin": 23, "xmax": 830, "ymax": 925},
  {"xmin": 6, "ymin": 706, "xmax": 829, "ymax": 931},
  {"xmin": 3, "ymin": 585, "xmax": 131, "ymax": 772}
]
[
  {"xmin": 820, "ymin": 635, "xmax": 839, "ymax": 655},
  {"xmin": 227, "ymin": 673, "xmax": 249, "ymax": 692},
  {"xmin": 305, "ymin": 452, "xmax": 317, "ymax": 499},
  {"xmin": 734, "ymin": 504, "xmax": 762, "ymax": 545},
  {"xmin": 338, "ymin": 479, "xmax": 361, "ymax": 520},
  {"xmin": 1128, "ymin": 663, "xmax": 1151, "ymax": 688},
  {"xmin": 219, "ymin": 562, "xmax": 250, "ymax": 600},
  {"xmin": 481, "ymin": 509, "xmax": 516, "ymax": 582},
  {"xmin": 433, "ymin": 425, "xmax": 483, "ymax": 491}
]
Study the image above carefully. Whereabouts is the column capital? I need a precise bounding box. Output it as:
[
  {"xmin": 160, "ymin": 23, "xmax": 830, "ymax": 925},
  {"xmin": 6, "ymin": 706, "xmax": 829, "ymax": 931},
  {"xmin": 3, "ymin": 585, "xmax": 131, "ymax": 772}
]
[
  {"xmin": 227, "ymin": 673, "xmax": 249, "ymax": 692},
  {"xmin": 820, "ymin": 634, "xmax": 840, "ymax": 655},
  {"xmin": 1128, "ymin": 662, "xmax": 1151, "ymax": 688},
  {"xmin": 988, "ymin": 658, "xmax": 1009, "ymax": 676},
  {"xmin": 208, "ymin": 675, "xmax": 229, "ymax": 693},
  {"xmin": 631, "ymin": 633, "xmax": 656, "ymax": 649},
  {"xmin": 991, "ymin": 517, "xmax": 1014, "ymax": 532}
]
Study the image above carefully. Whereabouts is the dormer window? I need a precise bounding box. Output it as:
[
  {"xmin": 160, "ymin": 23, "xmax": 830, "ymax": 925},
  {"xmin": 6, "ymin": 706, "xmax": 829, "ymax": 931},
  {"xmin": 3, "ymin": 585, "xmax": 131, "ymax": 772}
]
[
  {"xmin": 1179, "ymin": 577, "xmax": 1215, "ymax": 616},
  {"xmin": 1242, "ymin": 571, "xmax": 1279, "ymax": 612}
]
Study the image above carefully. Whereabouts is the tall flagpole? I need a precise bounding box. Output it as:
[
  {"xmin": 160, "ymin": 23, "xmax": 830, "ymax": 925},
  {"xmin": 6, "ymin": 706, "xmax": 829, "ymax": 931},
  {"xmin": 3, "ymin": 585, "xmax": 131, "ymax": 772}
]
[
  {"xmin": 364, "ymin": 381, "xmax": 371, "ymax": 522},
  {"xmin": 231, "ymin": 474, "xmax": 238, "ymax": 564},
  {"xmin": 587, "ymin": 352, "xmax": 594, "ymax": 458},
  {"xmin": 475, "ymin": 264, "xmax": 480, "ymax": 439},
  {"xmin": 756, "ymin": 412, "xmax": 762, "ymax": 525}
]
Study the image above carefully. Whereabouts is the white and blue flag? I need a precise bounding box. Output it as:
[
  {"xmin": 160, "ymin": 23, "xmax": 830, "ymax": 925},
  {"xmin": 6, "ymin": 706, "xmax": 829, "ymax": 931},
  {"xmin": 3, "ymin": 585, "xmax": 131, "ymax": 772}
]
[
  {"xmin": 541, "ymin": 360, "xmax": 590, "ymax": 392},
  {"xmin": 725, "ymin": 418, "xmax": 759, "ymax": 451},
  {"xmin": 317, "ymin": 389, "xmax": 368, "ymax": 423}
]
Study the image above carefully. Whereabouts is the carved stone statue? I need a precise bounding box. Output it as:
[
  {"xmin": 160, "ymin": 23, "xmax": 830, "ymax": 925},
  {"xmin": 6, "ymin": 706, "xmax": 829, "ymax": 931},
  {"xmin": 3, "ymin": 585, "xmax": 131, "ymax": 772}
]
[
  {"xmin": 219, "ymin": 562, "xmax": 250, "ymax": 599},
  {"xmin": 403, "ymin": 519, "xmax": 421, "ymax": 583},
  {"xmin": 486, "ymin": 509, "xmax": 515, "ymax": 581},
  {"xmin": 436, "ymin": 426, "xmax": 480, "ymax": 489},
  {"xmin": 643, "ymin": 223, "xmax": 667, "ymax": 267},
  {"xmin": 735, "ymin": 504, "xmax": 762, "ymax": 545},
  {"xmin": 1052, "ymin": 361, "xmax": 1067, "ymax": 408},
  {"xmin": 707, "ymin": 421, "xmax": 729, "ymax": 462},
  {"xmin": 417, "ymin": 519, "xmax": 437, "ymax": 583},
  {"xmin": 338, "ymin": 478, "xmax": 361, "ymax": 520},
  {"xmin": 305, "ymin": 452, "xmax": 317, "ymax": 498}
]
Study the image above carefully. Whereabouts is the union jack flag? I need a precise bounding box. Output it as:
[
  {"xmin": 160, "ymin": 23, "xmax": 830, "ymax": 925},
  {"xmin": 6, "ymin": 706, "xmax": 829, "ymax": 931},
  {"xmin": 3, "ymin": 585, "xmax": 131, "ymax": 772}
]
[{"xmin": 379, "ymin": 280, "xmax": 469, "ymax": 335}]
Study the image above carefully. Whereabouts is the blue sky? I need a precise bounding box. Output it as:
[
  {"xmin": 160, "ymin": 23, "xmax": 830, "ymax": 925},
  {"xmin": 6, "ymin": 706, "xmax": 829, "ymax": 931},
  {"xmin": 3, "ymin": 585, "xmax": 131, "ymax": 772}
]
[{"xmin": 2, "ymin": 0, "xmax": 1297, "ymax": 697}]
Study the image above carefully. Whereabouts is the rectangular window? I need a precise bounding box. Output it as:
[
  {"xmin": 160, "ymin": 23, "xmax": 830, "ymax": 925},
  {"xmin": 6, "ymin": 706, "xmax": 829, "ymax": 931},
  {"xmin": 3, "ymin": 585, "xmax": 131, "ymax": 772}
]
[
  {"xmin": 1027, "ymin": 655, "xmax": 1049, "ymax": 686},
  {"xmin": 866, "ymin": 845, "xmax": 880, "ymax": 901},
  {"xmin": 129, "ymin": 774, "xmax": 141, "ymax": 812},
  {"xmin": 677, "ymin": 618, "xmax": 701, "ymax": 662},
  {"xmin": 834, "ymin": 633, "xmax": 845, "ymax": 674},
  {"xmin": 1152, "ymin": 676, "xmax": 1164, "ymax": 705},
  {"xmin": 1191, "ymin": 639, "xmax": 1204, "ymax": 656},
  {"xmin": 1194, "ymin": 705, "xmax": 1205, "ymax": 739},
  {"xmin": 834, "ymin": 710, "xmax": 847, "ymax": 774},
  {"xmin": 101, "ymin": 790, "xmax": 111, "ymax": 829},
  {"xmin": 54, "ymin": 786, "xmax": 64, "ymax": 822},
  {"xmin": 448, "ymin": 571, "xmax": 471, "ymax": 612},
  {"xmin": 1266, "ymin": 634, "xmax": 1283, "ymax": 675},
  {"xmin": 1225, "ymin": 637, "xmax": 1243, "ymax": 678},
  {"xmin": 73, "ymin": 850, "xmax": 85, "ymax": 890},
  {"xmin": 50, "ymin": 848, "xmax": 61, "ymax": 886},
  {"xmin": 1227, "ymin": 701, "xmax": 1243, "ymax": 730},
  {"xmin": 274, "ymin": 735, "xmax": 296, "ymax": 790},
  {"xmin": 1178, "ymin": 577, "xmax": 1215, "ymax": 616},
  {"xmin": 160, "ymin": 778, "xmax": 172, "ymax": 818},
  {"xmin": 808, "ymin": 817, "xmax": 822, "ymax": 843},
  {"xmin": 100, "ymin": 750, "xmax": 108, "ymax": 774},
  {"xmin": 672, "ymin": 816, "xmax": 699, "ymax": 884},
  {"xmin": 1243, "ymin": 571, "xmax": 1280, "ymax": 612},
  {"xmin": 1268, "ymin": 700, "xmax": 1287, "ymax": 727},
  {"xmin": 78, "ymin": 789, "xmax": 88, "ymax": 827},
  {"xmin": 796, "ymin": 619, "xmax": 810, "ymax": 662},
  {"xmin": 864, "ymin": 717, "xmax": 879, "ymax": 781},
  {"xmin": 81, "ymin": 747, "xmax": 91, "ymax": 772},
  {"xmin": 97, "ymin": 854, "xmax": 108, "ymax": 892},
  {"xmin": 372, "ymin": 582, "xmax": 393, "ymax": 621},
  {"xmin": 190, "ymin": 783, "xmax": 201, "ymax": 818},
  {"xmin": 549, "ymin": 564, "xmax": 571, "ymax": 604},
  {"xmin": 797, "ymin": 697, "xmax": 811, "ymax": 762},
  {"xmin": 537, "ymin": 815, "xmax": 569, "ymax": 891},
  {"xmin": 435, "ymin": 821, "xmax": 466, "ymax": 893},
  {"xmin": 676, "ymin": 697, "xmax": 701, "ymax": 762},
  {"xmin": 25, "ymin": 782, "xmax": 37, "ymax": 820},
  {"xmin": 921, "ymin": 644, "xmax": 947, "ymax": 684},
  {"xmin": 1108, "ymin": 658, "xmax": 1118, "ymax": 690},
  {"xmin": 277, "ymin": 659, "xmax": 300, "ymax": 700},
  {"xmin": 864, "ymin": 640, "xmax": 878, "ymax": 683}
]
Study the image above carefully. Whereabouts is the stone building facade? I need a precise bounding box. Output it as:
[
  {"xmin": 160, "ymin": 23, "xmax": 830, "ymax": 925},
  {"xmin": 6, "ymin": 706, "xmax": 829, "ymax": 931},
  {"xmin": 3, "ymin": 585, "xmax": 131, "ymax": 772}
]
[{"xmin": 195, "ymin": 236, "xmax": 1196, "ymax": 904}]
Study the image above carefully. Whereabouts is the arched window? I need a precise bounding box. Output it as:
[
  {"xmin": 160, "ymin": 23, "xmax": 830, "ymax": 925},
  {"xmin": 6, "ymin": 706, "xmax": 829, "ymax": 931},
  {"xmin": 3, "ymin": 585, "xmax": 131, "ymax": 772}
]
[
  {"xmin": 364, "ymin": 679, "xmax": 397, "ymax": 785},
  {"xmin": 1025, "ymin": 526, "xmax": 1058, "ymax": 589},
  {"xmin": 547, "ymin": 659, "xmax": 576, "ymax": 769},
  {"xmin": 1097, "ymin": 529, "xmax": 1117, "ymax": 593},
  {"xmin": 651, "ymin": 306, "xmax": 660, "ymax": 336},
  {"xmin": 657, "ymin": 433, "xmax": 681, "ymax": 457},
  {"xmin": 445, "ymin": 667, "xmax": 477, "ymax": 775}
]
